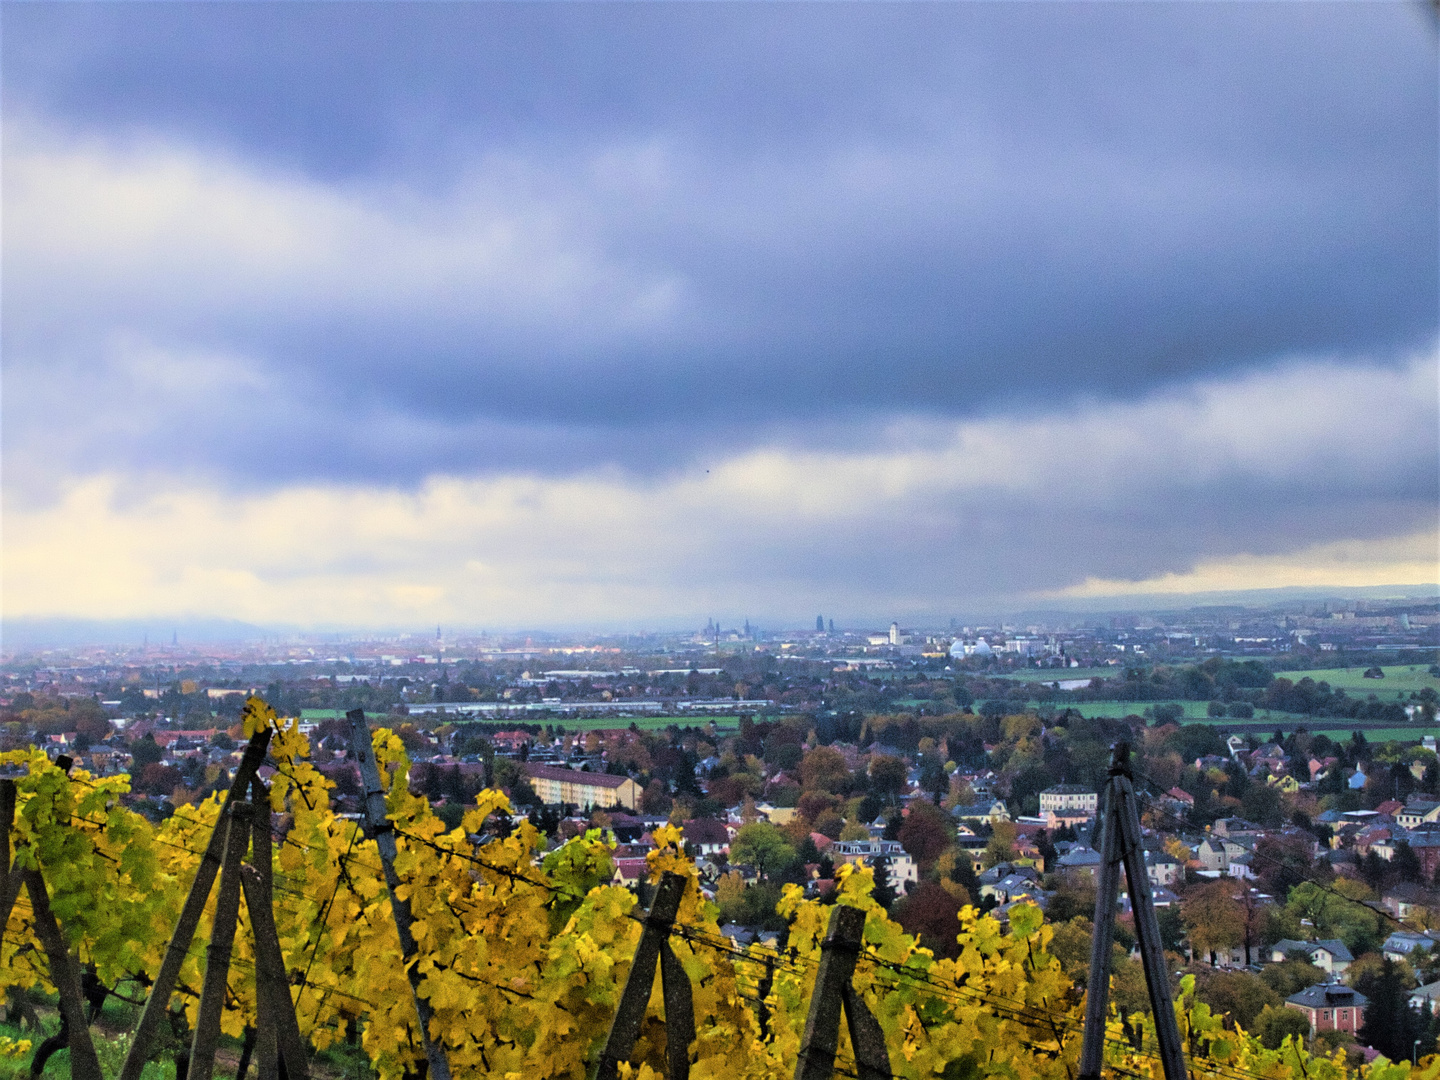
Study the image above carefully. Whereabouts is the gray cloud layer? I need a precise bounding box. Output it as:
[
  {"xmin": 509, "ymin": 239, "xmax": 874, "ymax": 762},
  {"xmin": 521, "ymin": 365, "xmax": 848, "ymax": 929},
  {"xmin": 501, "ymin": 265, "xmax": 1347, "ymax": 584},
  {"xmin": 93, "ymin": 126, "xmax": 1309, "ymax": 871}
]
[
  {"xmin": 1, "ymin": 3, "xmax": 1435, "ymax": 620},
  {"xmin": 4, "ymin": 2, "xmax": 1435, "ymax": 486}
]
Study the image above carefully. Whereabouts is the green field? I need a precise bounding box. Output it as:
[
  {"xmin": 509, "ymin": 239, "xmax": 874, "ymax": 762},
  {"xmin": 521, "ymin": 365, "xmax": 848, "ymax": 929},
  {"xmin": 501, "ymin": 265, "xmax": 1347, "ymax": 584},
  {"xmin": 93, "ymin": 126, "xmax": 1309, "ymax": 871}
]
[
  {"xmin": 987, "ymin": 693, "xmax": 1439, "ymax": 739},
  {"xmin": 1269, "ymin": 664, "xmax": 1440, "ymax": 700}
]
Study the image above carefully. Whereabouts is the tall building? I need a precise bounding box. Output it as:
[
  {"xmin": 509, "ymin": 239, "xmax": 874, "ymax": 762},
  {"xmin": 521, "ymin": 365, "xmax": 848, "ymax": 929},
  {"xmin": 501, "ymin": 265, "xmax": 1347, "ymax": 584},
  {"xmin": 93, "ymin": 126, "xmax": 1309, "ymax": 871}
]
[
  {"xmin": 523, "ymin": 764, "xmax": 642, "ymax": 811},
  {"xmin": 816, "ymin": 615, "xmax": 825, "ymax": 632}
]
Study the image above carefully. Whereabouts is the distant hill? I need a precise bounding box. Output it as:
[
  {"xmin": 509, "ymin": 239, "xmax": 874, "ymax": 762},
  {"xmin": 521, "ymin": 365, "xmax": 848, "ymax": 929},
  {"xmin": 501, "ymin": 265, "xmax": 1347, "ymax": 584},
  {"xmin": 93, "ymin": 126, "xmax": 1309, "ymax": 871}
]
[
  {"xmin": 1008, "ymin": 583, "xmax": 1439, "ymax": 622},
  {"xmin": 0, "ymin": 617, "xmax": 274, "ymax": 649}
]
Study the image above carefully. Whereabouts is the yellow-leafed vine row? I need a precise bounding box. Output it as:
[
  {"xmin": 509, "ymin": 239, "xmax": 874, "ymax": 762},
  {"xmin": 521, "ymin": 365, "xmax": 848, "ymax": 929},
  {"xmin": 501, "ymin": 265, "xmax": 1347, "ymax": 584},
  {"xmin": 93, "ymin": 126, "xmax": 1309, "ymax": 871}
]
[{"xmin": 0, "ymin": 699, "xmax": 1433, "ymax": 1080}]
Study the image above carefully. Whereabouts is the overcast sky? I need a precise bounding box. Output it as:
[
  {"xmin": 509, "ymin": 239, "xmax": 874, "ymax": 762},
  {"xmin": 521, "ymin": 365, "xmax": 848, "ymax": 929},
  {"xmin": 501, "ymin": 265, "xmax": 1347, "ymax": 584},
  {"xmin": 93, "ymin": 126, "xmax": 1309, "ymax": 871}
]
[{"xmin": 2, "ymin": 1, "xmax": 1436, "ymax": 631}]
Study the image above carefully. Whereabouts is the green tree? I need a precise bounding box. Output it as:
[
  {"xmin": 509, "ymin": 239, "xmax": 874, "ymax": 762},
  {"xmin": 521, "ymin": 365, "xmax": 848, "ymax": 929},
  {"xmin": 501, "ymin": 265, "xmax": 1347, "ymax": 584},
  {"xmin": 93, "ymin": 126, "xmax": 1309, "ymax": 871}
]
[
  {"xmin": 983, "ymin": 819, "xmax": 1019, "ymax": 869},
  {"xmin": 1197, "ymin": 970, "xmax": 1281, "ymax": 1030},
  {"xmin": 869, "ymin": 755, "xmax": 909, "ymax": 802},
  {"xmin": 871, "ymin": 855, "xmax": 897, "ymax": 909},
  {"xmin": 1284, "ymin": 879, "xmax": 1384, "ymax": 956},
  {"xmin": 1356, "ymin": 958, "xmax": 1435, "ymax": 1062},
  {"xmin": 729, "ymin": 822, "xmax": 796, "ymax": 880},
  {"xmin": 1260, "ymin": 960, "xmax": 1327, "ymax": 999},
  {"xmin": 1253, "ymin": 1005, "xmax": 1312, "ymax": 1050},
  {"xmin": 129, "ymin": 733, "xmax": 163, "ymax": 769}
]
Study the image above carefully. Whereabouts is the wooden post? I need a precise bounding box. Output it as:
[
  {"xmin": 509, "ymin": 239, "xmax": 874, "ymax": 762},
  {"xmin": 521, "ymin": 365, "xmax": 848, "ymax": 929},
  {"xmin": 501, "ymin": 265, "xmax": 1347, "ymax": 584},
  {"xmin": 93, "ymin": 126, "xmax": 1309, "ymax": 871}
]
[
  {"xmin": 1079, "ymin": 744, "xmax": 1188, "ymax": 1080},
  {"xmin": 235, "ymin": 1027, "xmax": 257, "ymax": 1080},
  {"xmin": 793, "ymin": 905, "xmax": 891, "ymax": 1080},
  {"xmin": 188, "ymin": 802, "xmax": 252, "ymax": 1080},
  {"xmin": 121, "ymin": 728, "xmax": 273, "ymax": 1080},
  {"xmin": 346, "ymin": 710, "xmax": 452, "ymax": 1080},
  {"xmin": 248, "ymin": 777, "xmax": 282, "ymax": 1080},
  {"xmin": 1079, "ymin": 770, "xmax": 1123, "ymax": 1080},
  {"xmin": 592, "ymin": 872, "xmax": 689, "ymax": 1080},
  {"xmin": 22, "ymin": 865, "xmax": 104, "ymax": 1080},
  {"xmin": 0, "ymin": 779, "xmax": 20, "ymax": 934},
  {"xmin": 658, "ymin": 920, "xmax": 696, "ymax": 1080},
  {"xmin": 1115, "ymin": 770, "xmax": 1188, "ymax": 1080},
  {"xmin": 240, "ymin": 864, "xmax": 309, "ymax": 1080}
]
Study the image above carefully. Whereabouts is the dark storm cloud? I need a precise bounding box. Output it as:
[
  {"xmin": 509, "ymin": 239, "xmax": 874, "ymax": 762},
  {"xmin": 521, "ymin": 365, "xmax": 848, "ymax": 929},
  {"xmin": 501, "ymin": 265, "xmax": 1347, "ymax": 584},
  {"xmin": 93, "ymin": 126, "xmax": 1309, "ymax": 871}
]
[{"xmin": 2, "ymin": 1, "xmax": 1434, "ymax": 487}]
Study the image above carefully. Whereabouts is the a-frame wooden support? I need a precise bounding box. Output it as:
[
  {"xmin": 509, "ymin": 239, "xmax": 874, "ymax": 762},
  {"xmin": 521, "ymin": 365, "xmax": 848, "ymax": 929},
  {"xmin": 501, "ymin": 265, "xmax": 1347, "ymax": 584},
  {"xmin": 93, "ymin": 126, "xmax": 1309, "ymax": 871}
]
[
  {"xmin": 592, "ymin": 872, "xmax": 696, "ymax": 1080},
  {"xmin": 1078, "ymin": 743, "xmax": 1188, "ymax": 1080},
  {"xmin": 120, "ymin": 730, "xmax": 308, "ymax": 1080}
]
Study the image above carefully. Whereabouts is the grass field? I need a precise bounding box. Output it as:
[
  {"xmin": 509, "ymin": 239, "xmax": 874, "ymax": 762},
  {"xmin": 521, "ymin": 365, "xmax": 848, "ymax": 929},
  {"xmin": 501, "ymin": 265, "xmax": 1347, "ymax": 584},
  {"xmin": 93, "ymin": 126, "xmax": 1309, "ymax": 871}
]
[
  {"xmin": 1269, "ymin": 664, "xmax": 1440, "ymax": 700},
  {"xmin": 984, "ymin": 693, "xmax": 1440, "ymax": 740}
]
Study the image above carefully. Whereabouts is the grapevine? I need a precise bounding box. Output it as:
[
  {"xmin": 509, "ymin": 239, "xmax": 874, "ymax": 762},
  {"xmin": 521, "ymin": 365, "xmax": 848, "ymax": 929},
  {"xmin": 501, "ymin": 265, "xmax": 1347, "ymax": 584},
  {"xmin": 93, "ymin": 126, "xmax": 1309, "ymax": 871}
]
[{"xmin": 4, "ymin": 698, "xmax": 1439, "ymax": 1080}]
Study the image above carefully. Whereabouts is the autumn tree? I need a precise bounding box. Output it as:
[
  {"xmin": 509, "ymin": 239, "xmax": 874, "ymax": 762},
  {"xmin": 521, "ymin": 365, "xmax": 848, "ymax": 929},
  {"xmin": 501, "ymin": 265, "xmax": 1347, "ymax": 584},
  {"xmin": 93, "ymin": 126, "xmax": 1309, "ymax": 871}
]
[
  {"xmin": 1182, "ymin": 879, "xmax": 1245, "ymax": 966},
  {"xmin": 898, "ymin": 799, "xmax": 955, "ymax": 872},
  {"xmin": 1255, "ymin": 833, "xmax": 1322, "ymax": 898},
  {"xmin": 869, "ymin": 755, "xmax": 909, "ymax": 802},
  {"xmin": 983, "ymin": 820, "xmax": 1019, "ymax": 869},
  {"xmin": 893, "ymin": 882, "xmax": 964, "ymax": 959},
  {"xmin": 801, "ymin": 746, "xmax": 851, "ymax": 794}
]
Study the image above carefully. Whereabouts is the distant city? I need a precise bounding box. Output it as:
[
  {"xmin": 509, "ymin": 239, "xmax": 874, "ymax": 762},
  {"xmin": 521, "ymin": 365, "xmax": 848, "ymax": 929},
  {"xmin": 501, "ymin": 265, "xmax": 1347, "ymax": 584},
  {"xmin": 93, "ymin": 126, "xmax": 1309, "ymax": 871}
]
[{"xmin": 5, "ymin": 592, "xmax": 1440, "ymax": 1062}]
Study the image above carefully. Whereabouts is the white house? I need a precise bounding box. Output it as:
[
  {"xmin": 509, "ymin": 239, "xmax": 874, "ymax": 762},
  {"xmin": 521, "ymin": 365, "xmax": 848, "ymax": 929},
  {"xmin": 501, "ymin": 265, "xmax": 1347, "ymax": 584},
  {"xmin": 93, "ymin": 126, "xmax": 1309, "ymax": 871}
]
[
  {"xmin": 1039, "ymin": 785, "xmax": 1099, "ymax": 816},
  {"xmin": 829, "ymin": 840, "xmax": 918, "ymax": 896}
]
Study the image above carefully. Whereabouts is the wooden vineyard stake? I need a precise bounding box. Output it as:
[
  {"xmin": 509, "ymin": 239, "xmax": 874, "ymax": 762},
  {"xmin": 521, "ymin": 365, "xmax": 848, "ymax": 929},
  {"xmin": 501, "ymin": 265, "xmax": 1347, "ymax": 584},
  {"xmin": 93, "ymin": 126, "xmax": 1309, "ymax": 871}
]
[
  {"xmin": 793, "ymin": 905, "xmax": 891, "ymax": 1080},
  {"xmin": 187, "ymin": 801, "xmax": 252, "ymax": 1080},
  {"xmin": 1078, "ymin": 744, "xmax": 1188, "ymax": 1080},
  {"xmin": 248, "ymin": 776, "xmax": 282, "ymax": 1080},
  {"xmin": 22, "ymin": 862, "xmax": 104, "ymax": 1080},
  {"xmin": 0, "ymin": 779, "xmax": 20, "ymax": 935},
  {"xmin": 592, "ymin": 872, "xmax": 694, "ymax": 1080},
  {"xmin": 240, "ymin": 863, "xmax": 309, "ymax": 1080},
  {"xmin": 346, "ymin": 709, "xmax": 453, "ymax": 1080},
  {"xmin": 121, "ymin": 727, "xmax": 274, "ymax": 1080}
]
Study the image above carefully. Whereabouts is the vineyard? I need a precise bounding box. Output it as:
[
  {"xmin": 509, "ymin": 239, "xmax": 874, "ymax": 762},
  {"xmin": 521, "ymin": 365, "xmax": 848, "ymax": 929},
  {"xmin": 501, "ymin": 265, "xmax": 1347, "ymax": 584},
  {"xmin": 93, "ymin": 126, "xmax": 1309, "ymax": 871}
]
[{"xmin": 0, "ymin": 699, "xmax": 1432, "ymax": 1080}]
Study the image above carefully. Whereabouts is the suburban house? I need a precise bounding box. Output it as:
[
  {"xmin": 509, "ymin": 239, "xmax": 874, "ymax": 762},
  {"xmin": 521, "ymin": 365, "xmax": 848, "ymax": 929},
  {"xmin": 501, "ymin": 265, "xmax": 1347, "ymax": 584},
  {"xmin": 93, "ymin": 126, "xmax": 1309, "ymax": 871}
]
[
  {"xmin": 1268, "ymin": 939, "xmax": 1354, "ymax": 975},
  {"xmin": 1212, "ymin": 818, "xmax": 1265, "ymax": 842},
  {"xmin": 523, "ymin": 763, "xmax": 642, "ymax": 810},
  {"xmin": 1196, "ymin": 837, "xmax": 1249, "ymax": 875},
  {"xmin": 1411, "ymin": 981, "xmax": 1440, "ymax": 1015},
  {"xmin": 1144, "ymin": 851, "xmax": 1182, "ymax": 888},
  {"xmin": 1160, "ymin": 788, "xmax": 1195, "ymax": 818},
  {"xmin": 1039, "ymin": 785, "xmax": 1098, "ymax": 817},
  {"xmin": 1398, "ymin": 800, "xmax": 1440, "ymax": 829},
  {"xmin": 828, "ymin": 839, "xmax": 918, "ymax": 895},
  {"xmin": 1383, "ymin": 931, "xmax": 1440, "ymax": 962},
  {"xmin": 978, "ymin": 864, "xmax": 1042, "ymax": 905},
  {"xmin": 1055, "ymin": 845, "xmax": 1103, "ymax": 876},
  {"xmin": 1382, "ymin": 883, "xmax": 1434, "ymax": 921},
  {"xmin": 1285, "ymin": 983, "xmax": 1367, "ymax": 1036},
  {"xmin": 951, "ymin": 800, "xmax": 1012, "ymax": 826},
  {"xmin": 682, "ymin": 818, "xmax": 731, "ymax": 858}
]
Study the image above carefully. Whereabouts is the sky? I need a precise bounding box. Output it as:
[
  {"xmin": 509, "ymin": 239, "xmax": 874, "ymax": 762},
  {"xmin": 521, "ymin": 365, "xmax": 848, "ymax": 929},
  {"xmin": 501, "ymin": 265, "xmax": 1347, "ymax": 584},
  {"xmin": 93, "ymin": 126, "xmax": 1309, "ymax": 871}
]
[{"xmin": 2, "ymin": 1, "xmax": 1437, "ymax": 633}]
